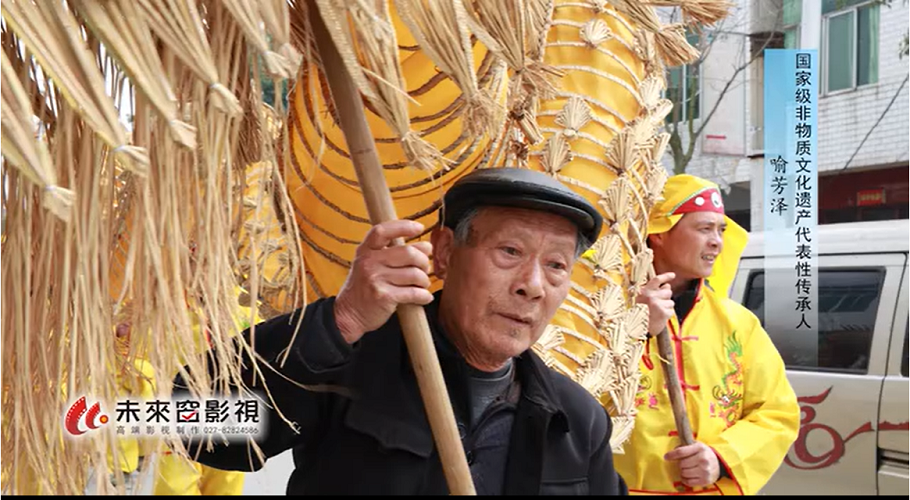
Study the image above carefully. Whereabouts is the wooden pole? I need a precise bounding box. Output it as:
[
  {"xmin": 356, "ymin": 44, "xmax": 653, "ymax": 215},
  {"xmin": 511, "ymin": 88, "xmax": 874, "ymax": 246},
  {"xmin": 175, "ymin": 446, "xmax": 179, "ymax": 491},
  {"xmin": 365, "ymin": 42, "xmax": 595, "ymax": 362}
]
[
  {"xmin": 656, "ymin": 326, "xmax": 695, "ymax": 446},
  {"xmin": 309, "ymin": 8, "xmax": 477, "ymax": 496}
]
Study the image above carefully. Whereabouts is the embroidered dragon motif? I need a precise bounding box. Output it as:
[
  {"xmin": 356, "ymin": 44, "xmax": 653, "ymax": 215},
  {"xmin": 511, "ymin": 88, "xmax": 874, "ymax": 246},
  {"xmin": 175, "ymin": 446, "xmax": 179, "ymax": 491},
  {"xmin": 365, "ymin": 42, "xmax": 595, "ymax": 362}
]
[
  {"xmin": 635, "ymin": 374, "xmax": 659, "ymax": 410},
  {"xmin": 710, "ymin": 331, "xmax": 743, "ymax": 427}
]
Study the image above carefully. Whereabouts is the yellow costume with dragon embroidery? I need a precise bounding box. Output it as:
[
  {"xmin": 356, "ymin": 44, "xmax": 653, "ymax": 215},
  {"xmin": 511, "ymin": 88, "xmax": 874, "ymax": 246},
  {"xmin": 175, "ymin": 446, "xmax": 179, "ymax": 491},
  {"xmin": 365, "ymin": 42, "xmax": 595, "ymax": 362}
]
[{"xmin": 614, "ymin": 175, "xmax": 800, "ymax": 495}]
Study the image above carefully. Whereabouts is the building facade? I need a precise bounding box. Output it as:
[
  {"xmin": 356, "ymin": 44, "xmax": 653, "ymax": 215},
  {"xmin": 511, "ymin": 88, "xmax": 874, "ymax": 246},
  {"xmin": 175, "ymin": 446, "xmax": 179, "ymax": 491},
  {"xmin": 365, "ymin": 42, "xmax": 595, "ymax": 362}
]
[{"xmin": 663, "ymin": 0, "xmax": 909, "ymax": 232}]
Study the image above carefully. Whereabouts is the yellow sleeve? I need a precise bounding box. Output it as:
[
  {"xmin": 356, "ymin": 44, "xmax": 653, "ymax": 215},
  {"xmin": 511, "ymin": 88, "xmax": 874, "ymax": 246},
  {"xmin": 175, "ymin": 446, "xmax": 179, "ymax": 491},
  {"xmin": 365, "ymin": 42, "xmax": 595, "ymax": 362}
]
[
  {"xmin": 131, "ymin": 358, "xmax": 157, "ymax": 400},
  {"xmin": 706, "ymin": 308, "xmax": 801, "ymax": 495}
]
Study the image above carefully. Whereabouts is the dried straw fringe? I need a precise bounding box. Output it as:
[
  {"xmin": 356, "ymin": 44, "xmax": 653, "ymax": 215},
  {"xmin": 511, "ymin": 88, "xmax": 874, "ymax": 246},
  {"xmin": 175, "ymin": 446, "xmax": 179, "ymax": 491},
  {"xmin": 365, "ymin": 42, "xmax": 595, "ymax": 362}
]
[
  {"xmin": 653, "ymin": 23, "xmax": 700, "ymax": 67},
  {"xmin": 74, "ymin": 0, "xmax": 197, "ymax": 149},
  {"xmin": 608, "ymin": 0, "xmax": 699, "ymax": 67},
  {"xmin": 1, "ymin": 0, "xmax": 150, "ymax": 175},
  {"xmin": 315, "ymin": 0, "xmax": 446, "ymax": 172},
  {"xmin": 135, "ymin": 0, "xmax": 243, "ymax": 116},
  {"xmin": 463, "ymin": 0, "xmax": 564, "ymax": 144},
  {"xmin": 259, "ymin": 0, "xmax": 304, "ymax": 72},
  {"xmin": 1, "ymin": 50, "xmax": 75, "ymax": 222},
  {"xmin": 525, "ymin": 0, "xmax": 556, "ymax": 62},
  {"xmin": 220, "ymin": 0, "xmax": 297, "ymax": 78},
  {"xmin": 643, "ymin": 0, "xmax": 734, "ymax": 27},
  {"xmin": 1, "ymin": 0, "xmax": 304, "ymax": 493},
  {"xmin": 394, "ymin": 0, "xmax": 503, "ymax": 138}
]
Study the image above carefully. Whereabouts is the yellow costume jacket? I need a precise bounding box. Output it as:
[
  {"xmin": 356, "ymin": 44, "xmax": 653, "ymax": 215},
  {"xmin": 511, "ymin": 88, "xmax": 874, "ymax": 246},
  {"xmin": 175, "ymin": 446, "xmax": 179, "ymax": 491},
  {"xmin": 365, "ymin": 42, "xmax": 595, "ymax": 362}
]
[{"xmin": 614, "ymin": 279, "xmax": 800, "ymax": 495}]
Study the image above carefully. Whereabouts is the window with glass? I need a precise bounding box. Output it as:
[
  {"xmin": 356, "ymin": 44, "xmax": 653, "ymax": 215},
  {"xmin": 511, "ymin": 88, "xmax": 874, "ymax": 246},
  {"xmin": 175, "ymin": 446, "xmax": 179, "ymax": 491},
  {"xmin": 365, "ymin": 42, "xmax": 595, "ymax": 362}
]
[
  {"xmin": 665, "ymin": 31, "xmax": 701, "ymax": 123},
  {"xmin": 823, "ymin": 0, "xmax": 879, "ymax": 93},
  {"xmin": 783, "ymin": 0, "xmax": 802, "ymax": 49},
  {"xmin": 744, "ymin": 268, "xmax": 886, "ymax": 374},
  {"xmin": 901, "ymin": 321, "xmax": 908, "ymax": 377}
]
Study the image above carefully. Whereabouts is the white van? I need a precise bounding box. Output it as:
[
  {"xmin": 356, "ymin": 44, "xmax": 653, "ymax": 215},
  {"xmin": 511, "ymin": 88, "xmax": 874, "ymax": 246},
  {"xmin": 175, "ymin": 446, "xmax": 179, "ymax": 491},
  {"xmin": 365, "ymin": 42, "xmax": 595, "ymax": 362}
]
[{"xmin": 729, "ymin": 220, "xmax": 909, "ymax": 496}]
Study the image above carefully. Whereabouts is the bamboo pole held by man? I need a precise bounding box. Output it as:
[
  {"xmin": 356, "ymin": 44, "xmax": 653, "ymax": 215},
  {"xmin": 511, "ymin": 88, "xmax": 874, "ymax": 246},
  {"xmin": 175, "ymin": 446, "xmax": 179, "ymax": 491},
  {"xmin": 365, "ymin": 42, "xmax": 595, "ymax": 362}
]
[{"xmin": 308, "ymin": 7, "xmax": 477, "ymax": 496}]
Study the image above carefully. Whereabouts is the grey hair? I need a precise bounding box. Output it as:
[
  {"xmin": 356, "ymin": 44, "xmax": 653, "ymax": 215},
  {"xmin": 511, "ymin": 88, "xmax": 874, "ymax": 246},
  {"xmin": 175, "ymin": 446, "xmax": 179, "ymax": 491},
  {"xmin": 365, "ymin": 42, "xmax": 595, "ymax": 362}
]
[{"xmin": 453, "ymin": 207, "xmax": 591, "ymax": 259}]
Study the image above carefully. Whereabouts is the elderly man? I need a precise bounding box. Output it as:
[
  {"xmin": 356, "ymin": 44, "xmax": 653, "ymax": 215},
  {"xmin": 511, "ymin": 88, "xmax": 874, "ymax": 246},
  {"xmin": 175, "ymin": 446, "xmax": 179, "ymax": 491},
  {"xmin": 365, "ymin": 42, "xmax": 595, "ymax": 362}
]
[
  {"xmin": 176, "ymin": 168, "xmax": 628, "ymax": 495},
  {"xmin": 616, "ymin": 174, "xmax": 800, "ymax": 495}
]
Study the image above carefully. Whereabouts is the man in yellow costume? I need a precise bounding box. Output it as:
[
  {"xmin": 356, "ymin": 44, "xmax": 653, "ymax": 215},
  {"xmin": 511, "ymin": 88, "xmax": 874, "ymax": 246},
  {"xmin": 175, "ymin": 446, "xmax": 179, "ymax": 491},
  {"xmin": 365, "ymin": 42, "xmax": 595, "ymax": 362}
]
[
  {"xmin": 107, "ymin": 321, "xmax": 156, "ymax": 492},
  {"xmin": 149, "ymin": 290, "xmax": 255, "ymax": 496},
  {"xmin": 107, "ymin": 288, "xmax": 252, "ymax": 496},
  {"xmin": 615, "ymin": 174, "xmax": 800, "ymax": 495},
  {"xmin": 106, "ymin": 312, "xmax": 248, "ymax": 496}
]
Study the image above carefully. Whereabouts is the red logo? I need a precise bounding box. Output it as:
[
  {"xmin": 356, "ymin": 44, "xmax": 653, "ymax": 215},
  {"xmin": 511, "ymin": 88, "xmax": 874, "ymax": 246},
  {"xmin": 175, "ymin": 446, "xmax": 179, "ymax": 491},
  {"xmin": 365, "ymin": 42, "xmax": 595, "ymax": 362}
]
[
  {"xmin": 64, "ymin": 396, "xmax": 109, "ymax": 436},
  {"xmin": 785, "ymin": 387, "xmax": 874, "ymax": 470}
]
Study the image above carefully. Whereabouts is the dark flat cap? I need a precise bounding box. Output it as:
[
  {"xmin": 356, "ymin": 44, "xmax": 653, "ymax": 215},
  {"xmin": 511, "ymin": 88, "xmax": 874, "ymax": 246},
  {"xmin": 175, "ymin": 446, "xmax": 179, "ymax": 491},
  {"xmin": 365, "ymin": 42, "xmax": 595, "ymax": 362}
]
[{"xmin": 442, "ymin": 168, "xmax": 603, "ymax": 249}]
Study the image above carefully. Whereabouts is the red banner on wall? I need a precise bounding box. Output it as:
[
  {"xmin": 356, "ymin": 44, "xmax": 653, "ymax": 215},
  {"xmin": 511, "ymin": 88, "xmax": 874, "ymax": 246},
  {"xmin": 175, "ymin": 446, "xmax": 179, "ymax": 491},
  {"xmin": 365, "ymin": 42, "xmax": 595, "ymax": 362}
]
[{"xmin": 856, "ymin": 189, "xmax": 886, "ymax": 207}]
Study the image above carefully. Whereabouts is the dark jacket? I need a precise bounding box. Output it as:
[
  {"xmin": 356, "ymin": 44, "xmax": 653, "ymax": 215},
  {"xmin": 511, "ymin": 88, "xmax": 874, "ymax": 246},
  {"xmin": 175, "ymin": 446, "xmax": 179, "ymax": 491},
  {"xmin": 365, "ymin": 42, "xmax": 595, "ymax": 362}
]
[{"xmin": 177, "ymin": 294, "xmax": 628, "ymax": 495}]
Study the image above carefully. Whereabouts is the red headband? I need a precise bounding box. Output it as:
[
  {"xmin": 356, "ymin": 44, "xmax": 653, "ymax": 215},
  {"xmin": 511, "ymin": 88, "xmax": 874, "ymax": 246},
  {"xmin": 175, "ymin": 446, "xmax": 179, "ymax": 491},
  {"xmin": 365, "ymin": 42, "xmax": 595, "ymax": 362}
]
[{"xmin": 671, "ymin": 187, "xmax": 725, "ymax": 215}]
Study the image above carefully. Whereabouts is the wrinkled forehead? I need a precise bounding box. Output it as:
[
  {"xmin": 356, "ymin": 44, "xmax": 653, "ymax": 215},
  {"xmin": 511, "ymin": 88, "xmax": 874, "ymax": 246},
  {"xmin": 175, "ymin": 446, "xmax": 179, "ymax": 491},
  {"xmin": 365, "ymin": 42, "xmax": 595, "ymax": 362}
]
[{"xmin": 472, "ymin": 206, "xmax": 578, "ymax": 244}]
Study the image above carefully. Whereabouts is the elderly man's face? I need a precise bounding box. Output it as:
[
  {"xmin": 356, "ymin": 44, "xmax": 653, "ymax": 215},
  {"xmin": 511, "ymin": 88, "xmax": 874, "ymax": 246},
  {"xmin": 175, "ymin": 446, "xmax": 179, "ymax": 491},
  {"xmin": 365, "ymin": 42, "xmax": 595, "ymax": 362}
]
[{"xmin": 432, "ymin": 207, "xmax": 578, "ymax": 371}]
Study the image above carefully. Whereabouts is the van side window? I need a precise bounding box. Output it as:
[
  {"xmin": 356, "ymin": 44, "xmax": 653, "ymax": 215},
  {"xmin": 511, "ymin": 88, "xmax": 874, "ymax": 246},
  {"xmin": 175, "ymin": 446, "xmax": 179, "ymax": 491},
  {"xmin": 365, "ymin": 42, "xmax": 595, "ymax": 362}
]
[
  {"xmin": 901, "ymin": 322, "xmax": 908, "ymax": 377},
  {"xmin": 743, "ymin": 268, "xmax": 886, "ymax": 374}
]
